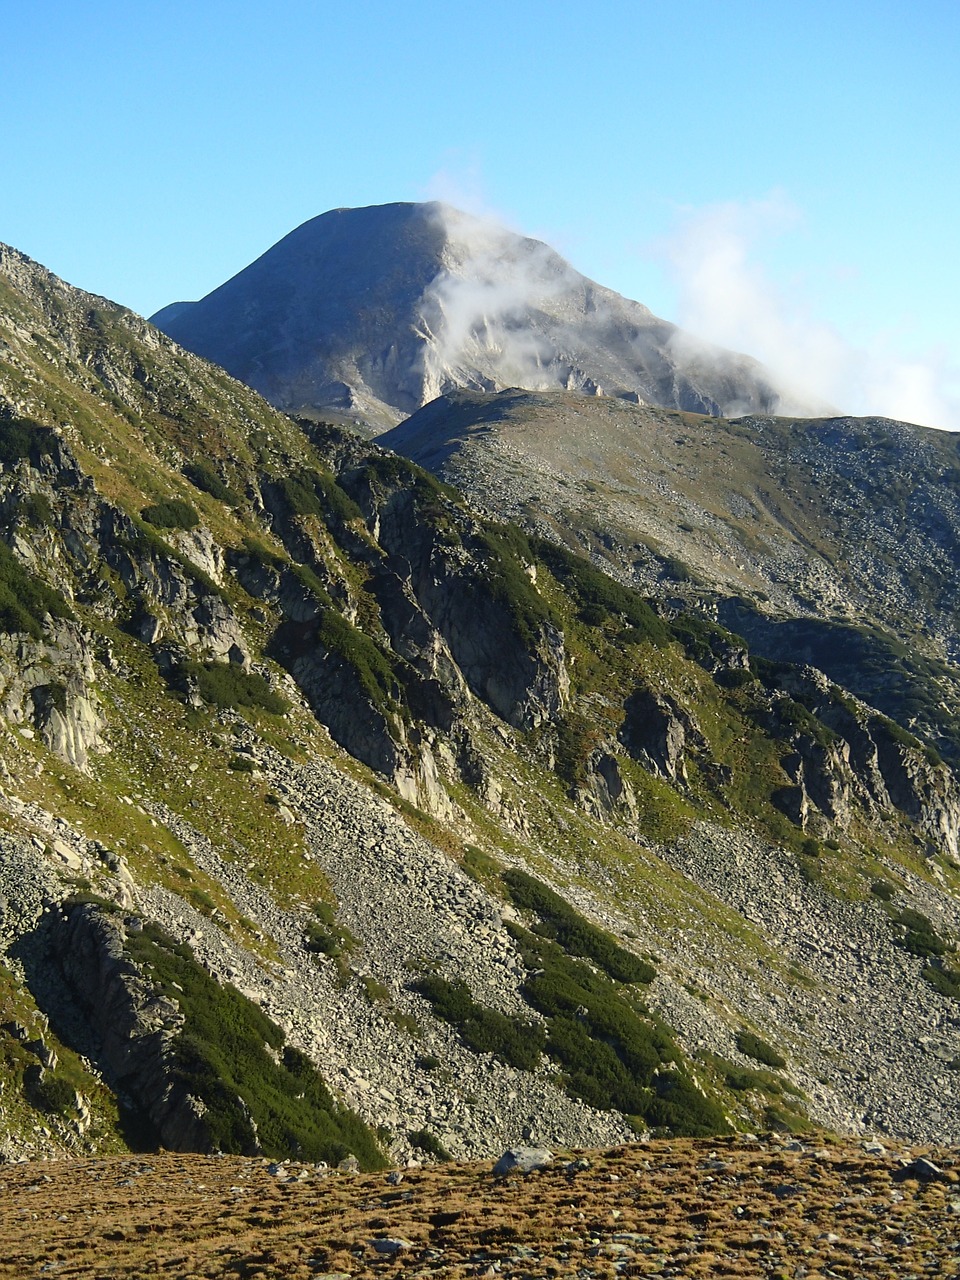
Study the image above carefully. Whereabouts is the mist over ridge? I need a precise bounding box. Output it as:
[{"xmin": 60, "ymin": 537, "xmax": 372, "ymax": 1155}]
[{"xmin": 151, "ymin": 201, "xmax": 806, "ymax": 429}]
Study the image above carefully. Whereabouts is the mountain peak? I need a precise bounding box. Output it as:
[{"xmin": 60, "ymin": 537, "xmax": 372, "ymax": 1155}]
[{"xmin": 150, "ymin": 202, "xmax": 790, "ymax": 429}]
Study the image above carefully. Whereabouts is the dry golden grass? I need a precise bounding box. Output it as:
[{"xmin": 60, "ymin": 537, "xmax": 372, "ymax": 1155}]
[{"xmin": 1, "ymin": 1135, "xmax": 958, "ymax": 1278}]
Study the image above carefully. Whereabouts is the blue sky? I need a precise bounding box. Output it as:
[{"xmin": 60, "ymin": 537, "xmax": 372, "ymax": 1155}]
[{"xmin": 6, "ymin": 0, "xmax": 959, "ymax": 427}]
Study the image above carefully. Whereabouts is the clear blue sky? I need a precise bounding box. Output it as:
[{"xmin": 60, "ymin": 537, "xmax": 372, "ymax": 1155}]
[{"xmin": 6, "ymin": 0, "xmax": 959, "ymax": 427}]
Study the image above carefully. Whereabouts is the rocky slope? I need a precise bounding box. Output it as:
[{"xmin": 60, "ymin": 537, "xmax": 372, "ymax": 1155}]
[
  {"xmin": 149, "ymin": 202, "xmax": 790, "ymax": 429},
  {"xmin": 382, "ymin": 388, "xmax": 960, "ymax": 762},
  {"xmin": 0, "ymin": 244, "xmax": 959, "ymax": 1171}
]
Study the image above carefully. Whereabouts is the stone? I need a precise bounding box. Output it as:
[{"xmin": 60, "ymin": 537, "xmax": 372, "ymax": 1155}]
[
  {"xmin": 370, "ymin": 1237, "xmax": 413, "ymax": 1255},
  {"xmin": 896, "ymin": 1157, "xmax": 945, "ymax": 1182},
  {"xmin": 492, "ymin": 1147, "xmax": 553, "ymax": 1176}
]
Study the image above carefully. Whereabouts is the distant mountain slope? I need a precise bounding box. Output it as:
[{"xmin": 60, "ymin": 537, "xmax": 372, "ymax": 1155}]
[{"xmin": 150, "ymin": 202, "xmax": 792, "ymax": 429}]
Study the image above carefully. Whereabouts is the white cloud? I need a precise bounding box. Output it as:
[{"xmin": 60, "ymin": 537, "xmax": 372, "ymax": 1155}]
[{"xmin": 658, "ymin": 195, "xmax": 960, "ymax": 430}]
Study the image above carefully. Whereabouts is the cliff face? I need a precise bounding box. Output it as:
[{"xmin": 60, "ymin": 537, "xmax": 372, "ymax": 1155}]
[{"xmin": 1, "ymin": 243, "xmax": 960, "ymax": 1165}]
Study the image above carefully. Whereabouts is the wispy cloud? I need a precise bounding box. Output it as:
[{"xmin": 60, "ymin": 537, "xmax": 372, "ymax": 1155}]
[{"xmin": 658, "ymin": 194, "xmax": 960, "ymax": 430}]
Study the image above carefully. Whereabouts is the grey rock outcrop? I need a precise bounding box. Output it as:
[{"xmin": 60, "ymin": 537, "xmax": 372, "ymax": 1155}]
[
  {"xmin": 0, "ymin": 626, "xmax": 104, "ymax": 771},
  {"xmin": 44, "ymin": 904, "xmax": 210, "ymax": 1152}
]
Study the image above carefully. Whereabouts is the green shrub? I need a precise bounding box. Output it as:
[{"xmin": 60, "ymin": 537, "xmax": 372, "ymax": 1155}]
[
  {"xmin": 645, "ymin": 1073, "xmax": 729, "ymax": 1137},
  {"xmin": 511, "ymin": 927, "xmax": 727, "ymax": 1136},
  {"xmin": 922, "ymin": 965, "xmax": 960, "ymax": 999},
  {"xmin": 317, "ymin": 608, "xmax": 400, "ymax": 711},
  {"xmin": 502, "ymin": 869, "xmax": 655, "ymax": 984},
  {"xmin": 178, "ymin": 660, "xmax": 289, "ymax": 716},
  {"xmin": 18, "ymin": 493, "xmax": 54, "ymax": 527},
  {"xmin": 124, "ymin": 921, "xmax": 385, "ymax": 1167},
  {"xmin": 412, "ymin": 975, "xmax": 544, "ymax": 1070},
  {"xmin": 184, "ymin": 461, "xmax": 241, "ymax": 505},
  {"xmin": 735, "ymin": 1030, "xmax": 786, "ymax": 1069},
  {"xmin": 290, "ymin": 563, "xmax": 333, "ymax": 606},
  {"xmin": 408, "ymin": 1128, "xmax": 452, "ymax": 1162},
  {"xmin": 303, "ymin": 905, "xmax": 356, "ymax": 961},
  {"xmin": 886, "ymin": 906, "xmax": 950, "ymax": 958},
  {"xmin": 870, "ymin": 879, "xmax": 896, "ymax": 902},
  {"xmin": 533, "ymin": 537, "xmax": 668, "ymax": 644},
  {"xmin": 473, "ymin": 525, "xmax": 560, "ymax": 644},
  {"xmin": 312, "ymin": 470, "xmax": 363, "ymax": 523},
  {"xmin": 870, "ymin": 713, "xmax": 942, "ymax": 766},
  {"xmin": 723, "ymin": 1064, "xmax": 784, "ymax": 1094},
  {"xmin": 27, "ymin": 1071, "xmax": 78, "ymax": 1117},
  {"xmin": 277, "ymin": 473, "xmax": 323, "ymax": 517},
  {"xmin": 0, "ymin": 539, "xmax": 73, "ymax": 637},
  {"xmin": 141, "ymin": 498, "xmax": 201, "ymax": 530},
  {"xmin": 240, "ymin": 535, "xmax": 286, "ymax": 570},
  {"xmin": 775, "ymin": 698, "xmax": 837, "ymax": 749},
  {"xmin": 0, "ymin": 419, "xmax": 56, "ymax": 467}
]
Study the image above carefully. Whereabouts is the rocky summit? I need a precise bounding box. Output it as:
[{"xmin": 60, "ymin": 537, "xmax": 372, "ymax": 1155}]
[
  {"xmin": 0, "ymin": 237, "xmax": 959, "ymax": 1194},
  {"xmin": 150, "ymin": 202, "xmax": 792, "ymax": 429}
]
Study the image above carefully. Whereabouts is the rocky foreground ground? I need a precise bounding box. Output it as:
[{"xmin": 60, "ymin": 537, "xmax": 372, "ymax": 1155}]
[{"xmin": 1, "ymin": 1135, "xmax": 959, "ymax": 1278}]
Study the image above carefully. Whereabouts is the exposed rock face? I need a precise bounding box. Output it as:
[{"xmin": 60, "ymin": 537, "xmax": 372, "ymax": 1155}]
[
  {"xmin": 47, "ymin": 904, "xmax": 210, "ymax": 1152},
  {"xmin": 620, "ymin": 686, "xmax": 696, "ymax": 782},
  {"xmin": 757, "ymin": 667, "xmax": 960, "ymax": 856},
  {"xmin": 576, "ymin": 749, "xmax": 638, "ymax": 822},
  {"xmin": 150, "ymin": 203, "xmax": 789, "ymax": 429},
  {"xmin": 0, "ymin": 627, "xmax": 104, "ymax": 771}
]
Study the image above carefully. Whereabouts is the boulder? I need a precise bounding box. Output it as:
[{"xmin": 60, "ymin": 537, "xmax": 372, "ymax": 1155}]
[{"xmin": 492, "ymin": 1146, "xmax": 553, "ymax": 1175}]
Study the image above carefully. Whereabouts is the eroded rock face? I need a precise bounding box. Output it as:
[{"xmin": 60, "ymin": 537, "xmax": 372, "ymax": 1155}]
[
  {"xmin": 0, "ymin": 626, "xmax": 104, "ymax": 771},
  {"xmin": 766, "ymin": 668, "xmax": 960, "ymax": 855},
  {"xmin": 367, "ymin": 486, "xmax": 569, "ymax": 731},
  {"xmin": 576, "ymin": 749, "xmax": 639, "ymax": 823},
  {"xmin": 620, "ymin": 686, "xmax": 696, "ymax": 782},
  {"xmin": 46, "ymin": 904, "xmax": 211, "ymax": 1152},
  {"xmin": 149, "ymin": 202, "xmax": 789, "ymax": 430}
]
